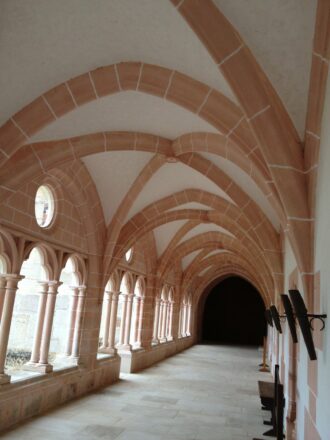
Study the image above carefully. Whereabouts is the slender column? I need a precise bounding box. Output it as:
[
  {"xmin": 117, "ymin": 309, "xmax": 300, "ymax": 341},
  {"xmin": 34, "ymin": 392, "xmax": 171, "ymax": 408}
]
[
  {"xmin": 160, "ymin": 300, "xmax": 168, "ymax": 341},
  {"xmin": 118, "ymin": 293, "xmax": 128, "ymax": 345},
  {"xmin": 167, "ymin": 302, "xmax": 173, "ymax": 340},
  {"xmin": 71, "ymin": 286, "xmax": 86, "ymax": 359},
  {"xmin": 100, "ymin": 290, "xmax": 112, "ymax": 349},
  {"xmin": 0, "ymin": 275, "xmax": 22, "ymax": 384},
  {"xmin": 38, "ymin": 281, "xmax": 61, "ymax": 372},
  {"xmin": 133, "ymin": 296, "xmax": 141, "ymax": 345},
  {"xmin": 25, "ymin": 282, "xmax": 49, "ymax": 366},
  {"xmin": 108, "ymin": 292, "xmax": 119, "ymax": 352},
  {"xmin": 178, "ymin": 307, "xmax": 182, "ymax": 338},
  {"xmin": 0, "ymin": 276, "xmax": 7, "ymax": 321},
  {"xmin": 65, "ymin": 287, "xmax": 79, "ymax": 356},
  {"xmin": 152, "ymin": 298, "xmax": 161, "ymax": 344},
  {"xmin": 182, "ymin": 304, "xmax": 187, "ymax": 337},
  {"xmin": 123, "ymin": 293, "xmax": 134, "ymax": 348},
  {"xmin": 186, "ymin": 304, "xmax": 192, "ymax": 336},
  {"xmin": 137, "ymin": 296, "xmax": 144, "ymax": 345}
]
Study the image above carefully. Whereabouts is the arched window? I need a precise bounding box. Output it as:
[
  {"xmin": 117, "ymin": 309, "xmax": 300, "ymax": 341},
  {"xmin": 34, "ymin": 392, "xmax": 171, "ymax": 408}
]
[
  {"xmin": 49, "ymin": 256, "xmax": 82, "ymax": 364},
  {"xmin": 158, "ymin": 286, "xmax": 169, "ymax": 343},
  {"xmin": 166, "ymin": 288, "xmax": 174, "ymax": 340},
  {"xmin": 5, "ymin": 247, "xmax": 48, "ymax": 373},
  {"xmin": 116, "ymin": 272, "xmax": 131, "ymax": 347},
  {"xmin": 130, "ymin": 277, "xmax": 145, "ymax": 347}
]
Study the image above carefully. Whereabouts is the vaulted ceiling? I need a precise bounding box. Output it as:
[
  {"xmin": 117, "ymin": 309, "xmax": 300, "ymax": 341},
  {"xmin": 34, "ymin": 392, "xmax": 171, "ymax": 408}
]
[{"xmin": 0, "ymin": 0, "xmax": 321, "ymax": 304}]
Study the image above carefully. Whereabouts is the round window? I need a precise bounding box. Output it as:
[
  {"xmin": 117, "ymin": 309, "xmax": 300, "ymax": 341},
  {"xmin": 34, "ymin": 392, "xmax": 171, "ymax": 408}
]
[
  {"xmin": 125, "ymin": 248, "xmax": 133, "ymax": 263},
  {"xmin": 35, "ymin": 185, "xmax": 55, "ymax": 228}
]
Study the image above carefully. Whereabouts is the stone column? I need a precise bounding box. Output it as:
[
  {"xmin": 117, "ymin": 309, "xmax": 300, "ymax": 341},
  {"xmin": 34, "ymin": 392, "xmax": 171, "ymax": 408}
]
[
  {"xmin": 65, "ymin": 287, "xmax": 79, "ymax": 356},
  {"xmin": 186, "ymin": 304, "xmax": 192, "ymax": 336},
  {"xmin": 160, "ymin": 300, "xmax": 168, "ymax": 342},
  {"xmin": 182, "ymin": 304, "xmax": 187, "ymax": 337},
  {"xmin": 123, "ymin": 293, "xmax": 134, "ymax": 349},
  {"xmin": 158, "ymin": 301, "xmax": 164, "ymax": 340},
  {"xmin": 100, "ymin": 290, "xmax": 112, "ymax": 350},
  {"xmin": 0, "ymin": 276, "xmax": 7, "ymax": 321},
  {"xmin": 133, "ymin": 295, "xmax": 141, "ymax": 345},
  {"xmin": 25, "ymin": 281, "xmax": 49, "ymax": 366},
  {"xmin": 178, "ymin": 307, "xmax": 182, "ymax": 337},
  {"xmin": 137, "ymin": 296, "xmax": 144, "ymax": 345},
  {"xmin": 0, "ymin": 275, "xmax": 22, "ymax": 384},
  {"xmin": 167, "ymin": 301, "xmax": 173, "ymax": 340},
  {"xmin": 152, "ymin": 298, "xmax": 160, "ymax": 344},
  {"xmin": 38, "ymin": 281, "xmax": 61, "ymax": 372},
  {"xmin": 71, "ymin": 286, "xmax": 86, "ymax": 359},
  {"xmin": 107, "ymin": 292, "xmax": 119, "ymax": 353},
  {"xmin": 118, "ymin": 293, "xmax": 128, "ymax": 346}
]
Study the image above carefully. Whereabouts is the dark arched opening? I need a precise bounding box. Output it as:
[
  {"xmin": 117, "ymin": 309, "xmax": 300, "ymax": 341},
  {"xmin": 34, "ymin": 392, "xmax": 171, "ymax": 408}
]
[{"xmin": 202, "ymin": 276, "xmax": 266, "ymax": 345}]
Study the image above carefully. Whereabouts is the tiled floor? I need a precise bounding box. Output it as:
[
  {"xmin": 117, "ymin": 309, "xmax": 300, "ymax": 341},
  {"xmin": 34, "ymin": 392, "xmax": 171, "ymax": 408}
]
[{"xmin": 2, "ymin": 344, "xmax": 271, "ymax": 439}]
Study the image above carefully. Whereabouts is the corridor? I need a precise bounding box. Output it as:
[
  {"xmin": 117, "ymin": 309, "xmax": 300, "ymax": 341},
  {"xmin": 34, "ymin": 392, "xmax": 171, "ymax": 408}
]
[{"xmin": 2, "ymin": 345, "xmax": 270, "ymax": 440}]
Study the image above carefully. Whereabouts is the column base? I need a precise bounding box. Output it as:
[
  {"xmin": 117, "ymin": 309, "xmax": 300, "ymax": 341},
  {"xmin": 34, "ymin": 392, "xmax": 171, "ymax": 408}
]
[
  {"xmin": 159, "ymin": 337, "xmax": 167, "ymax": 343},
  {"xmin": 151, "ymin": 339, "xmax": 159, "ymax": 345},
  {"xmin": 23, "ymin": 362, "xmax": 53, "ymax": 373},
  {"xmin": 117, "ymin": 344, "xmax": 132, "ymax": 352},
  {"xmin": 99, "ymin": 347, "xmax": 117, "ymax": 355},
  {"xmin": 0, "ymin": 373, "xmax": 11, "ymax": 385}
]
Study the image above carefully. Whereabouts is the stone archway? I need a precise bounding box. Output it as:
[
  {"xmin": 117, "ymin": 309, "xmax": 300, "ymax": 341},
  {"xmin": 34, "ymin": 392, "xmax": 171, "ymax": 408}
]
[{"xmin": 201, "ymin": 275, "xmax": 266, "ymax": 346}]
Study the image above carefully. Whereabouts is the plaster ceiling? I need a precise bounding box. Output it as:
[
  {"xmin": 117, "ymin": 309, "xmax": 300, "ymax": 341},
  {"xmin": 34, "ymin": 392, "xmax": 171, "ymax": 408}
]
[
  {"xmin": 213, "ymin": 0, "xmax": 317, "ymax": 137},
  {"xmin": 0, "ymin": 0, "xmax": 236, "ymax": 126},
  {"xmin": 182, "ymin": 250, "xmax": 202, "ymax": 271},
  {"xmin": 82, "ymin": 151, "xmax": 153, "ymax": 224},
  {"xmin": 200, "ymin": 152, "xmax": 280, "ymax": 230},
  {"xmin": 153, "ymin": 220, "xmax": 187, "ymax": 257},
  {"xmin": 201, "ymin": 250, "xmax": 230, "ymax": 260},
  {"xmin": 178, "ymin": 223, "xmax": 234, "ymax": 245},
  {"xmin": 30, "ymin": 92, "xmax": 219, "ymax": 142},
  {"xmin": 126, "ymin": 162, "xmax": 235, "ymax": 221},
  {"xmin": 169, "ymin": 202, "xmax": 212, "ymax": 212}
]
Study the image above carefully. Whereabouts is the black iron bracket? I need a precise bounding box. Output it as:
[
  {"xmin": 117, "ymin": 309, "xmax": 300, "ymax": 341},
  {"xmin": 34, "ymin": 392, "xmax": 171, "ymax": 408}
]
[{"xmin": 306, "ymin": 314, "xmax": 327, "ymax": 331}]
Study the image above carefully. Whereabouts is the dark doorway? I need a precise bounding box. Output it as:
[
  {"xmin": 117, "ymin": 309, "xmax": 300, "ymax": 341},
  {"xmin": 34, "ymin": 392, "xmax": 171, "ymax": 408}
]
[{"xmin": 202, "ymin": 276, "xmax": 266, "ymax": 345}]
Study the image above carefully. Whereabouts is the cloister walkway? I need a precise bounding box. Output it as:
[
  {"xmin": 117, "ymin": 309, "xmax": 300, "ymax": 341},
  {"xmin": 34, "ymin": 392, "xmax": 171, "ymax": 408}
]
[{"xmin": 2, "ymin": 345, "xmax": 270, "ymax": 440}]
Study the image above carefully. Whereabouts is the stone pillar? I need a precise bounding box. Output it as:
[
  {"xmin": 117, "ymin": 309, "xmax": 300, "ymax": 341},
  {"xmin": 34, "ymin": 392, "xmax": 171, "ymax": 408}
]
[
  {"xmin": 65, "ymin": 287, "xmax": 79, "ymax": 356},
  {"xmin": 152, "ymin": 298, "xmax": 160, "ymax": 344},
  {"xmin": 123, "ymin": 293, "xmax": 134, "ymax": 349},
  {"xmin": 167, "ymin": 301, "xmax": 173, "ymax": 340},
  {"xmin": 25, "ymin": 282, "xmax": 49, "ymax": 366},
  {"xmin": 186, "ymin": 304, "xmax": 192, "ymax": 336},
  {"xmin": 137, "ymin": 296, "xmax": 145, "ymax": 345},
  {"xmin": 160, "ymin": 300, "xmax": 168, "ymax": 342},
  {"xmin": 71, "ymin": 286, "xmax": 86, "ymax": 359},
  {"xmin": 133, "ymin": 295, "xmax": 141, "ymax": 345},
  {"xmin": 100, "ymin": 290, "xmax": 112, "ymax": 349},
  {"xmin": 38, "ymin": 281, "xmax": 61, "ymax": 372},
  {"xmin": 0, "ymin": 275, "xmax": 22, "ymax": 384},
  {"xmin": 107, "ymin": 292, "xmax": 119, "ymax": 353},
  {"xmin": 0, "ymin": 276, "xmax": 7, "ymax": 321},
  {"xmin": 118, "ymin": 293, "xmax": 128, "ymax": 346},
  {"xmin": 178, "ymin": 307, "xmax": 182, "ymax": 337},
  {"xmin": 182, "ymin": 304, "xmax": 187, "ymax": 337}
]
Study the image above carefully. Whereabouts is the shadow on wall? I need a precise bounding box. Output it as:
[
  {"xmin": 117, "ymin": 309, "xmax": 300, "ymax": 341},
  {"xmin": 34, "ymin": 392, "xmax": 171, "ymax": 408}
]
[{"xmin": 202, "ymin": 276, "xmax": 266, "ymax": 346}]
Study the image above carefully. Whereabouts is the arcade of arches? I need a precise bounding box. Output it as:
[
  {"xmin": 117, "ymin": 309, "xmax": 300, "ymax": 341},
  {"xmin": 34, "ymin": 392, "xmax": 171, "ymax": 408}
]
[{"xmin": 0, "ymin": 1, "xmax": 330, "ymax": 439}]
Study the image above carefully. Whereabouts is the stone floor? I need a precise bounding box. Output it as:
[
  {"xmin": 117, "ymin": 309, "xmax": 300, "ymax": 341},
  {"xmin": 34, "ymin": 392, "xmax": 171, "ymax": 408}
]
[{"xmin": 1, "ymin": 344, "xmax": 272, "ymax": 440}]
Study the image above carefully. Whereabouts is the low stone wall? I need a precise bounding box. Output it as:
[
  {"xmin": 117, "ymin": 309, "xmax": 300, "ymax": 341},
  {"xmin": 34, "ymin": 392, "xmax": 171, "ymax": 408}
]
[
  {"xmin": 119, "ymin": 337, "xmax": 194, "ymax": 373},
  {"xmin": 0, "ymin": 355, "xmax": 121, "ymax": 432}
]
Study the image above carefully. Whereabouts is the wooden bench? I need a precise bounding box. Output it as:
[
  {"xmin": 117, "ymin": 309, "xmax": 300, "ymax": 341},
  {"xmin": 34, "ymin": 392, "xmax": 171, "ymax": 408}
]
[{"xmin": 253, "ymin": 364, "xmax": 285, "ymax": 439}]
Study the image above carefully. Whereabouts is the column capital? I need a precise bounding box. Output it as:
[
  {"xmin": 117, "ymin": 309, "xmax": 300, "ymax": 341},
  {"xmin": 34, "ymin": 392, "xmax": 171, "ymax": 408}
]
[
  {"xmin": 37, "ymin": 281, "xmax": 49, "ymax": 294},
  {"xmin": 47, "ymin": 280, "xmax": 62, "ymax": 296},
  {"xmin": 77, "ymin": 285, "xmax": 87, "ymax": 296}
]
